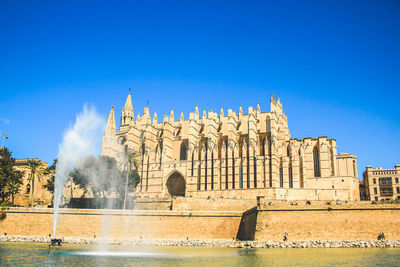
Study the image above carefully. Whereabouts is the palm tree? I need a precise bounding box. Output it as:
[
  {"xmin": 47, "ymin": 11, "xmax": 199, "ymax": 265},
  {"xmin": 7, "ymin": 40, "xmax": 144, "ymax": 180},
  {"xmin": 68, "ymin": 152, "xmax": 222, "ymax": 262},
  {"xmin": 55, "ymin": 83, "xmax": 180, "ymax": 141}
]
[
  {"xmin": 6, "ymin": 174, "xmax": 23, "ymax": 205},
  {"xmin": 121, "ymin": 148, "xmax": 140, "ymax": 209},
  {"xmin": 27, "ymin": 159, "xmax": 44, "ymax": 206}
]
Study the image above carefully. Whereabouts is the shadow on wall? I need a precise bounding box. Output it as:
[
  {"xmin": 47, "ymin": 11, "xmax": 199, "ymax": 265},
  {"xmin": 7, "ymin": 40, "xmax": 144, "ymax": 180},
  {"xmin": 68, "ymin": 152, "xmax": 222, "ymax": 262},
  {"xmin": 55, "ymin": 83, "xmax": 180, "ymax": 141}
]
[
  {"xmin": 68, "ymin": 198, "xmax": 135, "ymax": 209},
  {"xmin": 236, "ymin": 207, "xmax": 258, "ymax": 241}
]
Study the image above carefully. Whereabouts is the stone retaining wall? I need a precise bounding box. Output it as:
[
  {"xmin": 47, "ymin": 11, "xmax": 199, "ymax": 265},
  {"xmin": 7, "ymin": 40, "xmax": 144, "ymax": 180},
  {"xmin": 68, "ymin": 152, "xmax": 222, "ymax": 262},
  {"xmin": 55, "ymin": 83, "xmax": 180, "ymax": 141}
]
[
  {"xmin": 239, "ymin": 205, "xmax": 400, "ymax": 241},
  {"xmin": 1, "ymin": 236, "xmax": 400, "ymax": 249},
  {"xmin": 0, "ymin": 208, "xmax": 242, "ymax": 240}
]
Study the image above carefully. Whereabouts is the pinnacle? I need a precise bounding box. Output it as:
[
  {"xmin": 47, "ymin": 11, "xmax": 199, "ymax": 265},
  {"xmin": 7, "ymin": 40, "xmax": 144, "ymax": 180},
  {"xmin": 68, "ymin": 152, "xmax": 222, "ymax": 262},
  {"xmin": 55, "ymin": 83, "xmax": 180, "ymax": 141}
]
[
  {"xmin": 123, "ymin": 91, "xmax": 133, "ymax": 111},
  {"xmin": 106, "ymin": 105, "xmax": 116, "ymax": 130}
]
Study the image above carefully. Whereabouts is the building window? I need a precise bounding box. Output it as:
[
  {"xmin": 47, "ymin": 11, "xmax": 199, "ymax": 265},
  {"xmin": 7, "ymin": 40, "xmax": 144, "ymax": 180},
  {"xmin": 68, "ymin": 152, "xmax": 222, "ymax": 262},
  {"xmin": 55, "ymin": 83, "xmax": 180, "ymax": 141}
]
[
  {"xmin": 380, "ymin": 178, "xmax": 392, "ymax": 185},
  {"xmin": 225, "ymin": 141, "xmax": 228, "ymax": 189},
  {"xmin": 204, "ymin": 144, "xmax": 208, "ymax": 191},
  {"xmin": 253, "ymin": 150, "xmax": 257, "ymax": 188},
  {"xmin": 262, "ymin": 138, "xmax": 266, "ymax": 156},
  {"xmin": 26, "ymin": 184, "xmax": 31, "ymax": 194},
  {"xmin": 211, "ymin": 152, "xmax": 214, "ymax": 190},
  {"xmin": 374, "ymin": 187, "xmax": 378, "ymax": 194},
  {"xmin": 232, "ymin": 151, "xmax": 235, "ymax": 189},
  {"xmin": 379, "ymin": 177, "xmax": 393, "ymax": 197},
  {"xmin": 375, "ymin": 196, "xmax": 378, "ymax": 201},
  {"xmin": 191, "ymin": 152, "xmax": 194, "ymax": 176},
  {"xmin": 239, "ymin": 163, "xmax": 243, "ymax": 189},
  {"xmin": 180, "ymin": 142, "xmax": 187, "ymax": 161},
  {"xmin": 397, "ymin": 187, "xmax": 400, "ymax": 194},
  {"xmin": 396, "ymin": 178, "xmax": 399, "ymax": 184},
  {"xmin": 279, "ymin": 160, "xmax": 284, "ymax": 188},
  {"xmin": 313, "ymin": 146, "xmax": 320, "ymax": 177},
  {"xmin": 289, "ymin": 164, "xmax": 293, "ymax": 188},
  {"xmin": 373, "ymin": 178, "xmax": 376, "ymax": 184}
]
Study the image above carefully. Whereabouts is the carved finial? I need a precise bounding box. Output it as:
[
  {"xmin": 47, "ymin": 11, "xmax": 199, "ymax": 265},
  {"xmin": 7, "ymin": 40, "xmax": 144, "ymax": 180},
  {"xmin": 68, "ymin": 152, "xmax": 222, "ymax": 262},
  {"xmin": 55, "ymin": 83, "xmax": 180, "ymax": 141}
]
[
  {"xmin": 180, "ymin": 112, "xmax": 184, "ymax": 121},
  {"xmin": 163, "ymin": 114, "xmax": 168, "ymax": 123},
  {"xmin": 202, "ymin": 109, "xmax": 207, "ymax": 119},
  {"xmin": 195, "ymin": 105, "xmax": 199, "ymax": 119},
  {"xmin": 257, "ymin": 102, "xmax": 260, "ymax": 113},
  {"xmin": 270, "ymin": 94, "xmax": 276, "ymax": 105},
  {"xmin": 153, "ymin": 112, "xmax": 158, "ymax": 124},
  {"xmin": 220, "ymin": 106, "xmax": 224, "ymax": 117},
  {"xmin": 248, "ymin": 106, "xmax": 254, "ymax": 114},
  {"xmin": 239, "ymin": 105, "xmax": 243, "ymax": 116},
  {"xmin": 170, "ymin": 109, "xmax": 174, "ymax": 122},
  {"xmin": 144, "ymin": 106, "xmax": 149, "ymax": 115}
]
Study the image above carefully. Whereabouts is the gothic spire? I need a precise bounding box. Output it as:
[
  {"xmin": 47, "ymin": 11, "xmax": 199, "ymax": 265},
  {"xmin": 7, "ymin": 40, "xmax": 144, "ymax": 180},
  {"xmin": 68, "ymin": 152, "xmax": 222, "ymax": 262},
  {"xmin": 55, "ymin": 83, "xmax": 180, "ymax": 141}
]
[
  {"xmin": 121, "ymin": 91, "xmax": 134, "ymax": 125},
  {"xmin": 104, "ymin": 105, "xmax": 116, "ymax": 136}
]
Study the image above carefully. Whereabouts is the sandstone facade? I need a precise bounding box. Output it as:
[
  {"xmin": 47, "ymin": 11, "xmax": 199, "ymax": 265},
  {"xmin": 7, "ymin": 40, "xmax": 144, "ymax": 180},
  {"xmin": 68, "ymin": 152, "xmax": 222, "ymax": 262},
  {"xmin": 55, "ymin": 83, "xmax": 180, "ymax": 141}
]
[
  {"xmin": 363, "ymin": 165, "xmax": 400, "ymax": 201},
  {"xmin": 101, "ymin": 93, "xmax": 360, "ymax": 201},
  {"xmin": 13, "ymin": 159, "xmax": 52, "ymax": 207}
]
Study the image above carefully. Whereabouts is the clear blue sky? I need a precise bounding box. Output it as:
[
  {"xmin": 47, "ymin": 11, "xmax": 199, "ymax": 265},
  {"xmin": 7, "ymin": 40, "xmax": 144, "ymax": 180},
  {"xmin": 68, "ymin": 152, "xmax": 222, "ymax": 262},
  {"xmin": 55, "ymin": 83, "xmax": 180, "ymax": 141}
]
[{"xmin": 0, "ymin": 0, "xmax": 399, "ymax": 179}]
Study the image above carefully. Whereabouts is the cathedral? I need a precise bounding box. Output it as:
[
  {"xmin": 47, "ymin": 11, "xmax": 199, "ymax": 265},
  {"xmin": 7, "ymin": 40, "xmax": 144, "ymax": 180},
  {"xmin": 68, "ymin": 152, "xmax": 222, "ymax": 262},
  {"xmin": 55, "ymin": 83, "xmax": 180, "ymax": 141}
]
[{"xmin": 101, "ymin": 93, "xmax": 360, "ymax": 201}]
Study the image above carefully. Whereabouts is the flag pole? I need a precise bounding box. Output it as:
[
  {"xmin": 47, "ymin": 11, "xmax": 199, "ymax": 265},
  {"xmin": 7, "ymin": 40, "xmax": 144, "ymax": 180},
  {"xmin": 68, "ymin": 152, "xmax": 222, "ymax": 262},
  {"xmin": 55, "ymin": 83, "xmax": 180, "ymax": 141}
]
[{"xmin": 2, "ymin": 134, "xmax": 7, "ymax": 148}]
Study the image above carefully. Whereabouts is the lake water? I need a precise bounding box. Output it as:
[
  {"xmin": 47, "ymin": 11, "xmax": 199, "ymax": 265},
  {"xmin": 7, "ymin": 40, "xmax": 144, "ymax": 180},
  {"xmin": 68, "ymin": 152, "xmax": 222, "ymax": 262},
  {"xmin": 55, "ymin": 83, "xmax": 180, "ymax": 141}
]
[{"xmin": 0, "ymin": 242, "xmax": 399, "ymax": 266}]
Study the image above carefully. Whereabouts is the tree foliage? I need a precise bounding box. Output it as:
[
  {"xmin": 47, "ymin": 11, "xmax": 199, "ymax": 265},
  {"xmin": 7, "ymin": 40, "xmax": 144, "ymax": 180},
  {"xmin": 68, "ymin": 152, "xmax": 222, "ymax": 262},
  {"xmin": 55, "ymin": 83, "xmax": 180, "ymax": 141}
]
[
  {"xmin": 26, "ymin": 159, "xmax": 44, "ymax": 195},
  {"xmin": 42, "ymin": 159, "xmax": 56, "ymax": 194},
  {"xmin": 70, "ymin": 155, "xmax": 140, "ymax": 199},
  {"xmin": 0, "ymin": 147, "xmax": 24, "ymax": 205}
]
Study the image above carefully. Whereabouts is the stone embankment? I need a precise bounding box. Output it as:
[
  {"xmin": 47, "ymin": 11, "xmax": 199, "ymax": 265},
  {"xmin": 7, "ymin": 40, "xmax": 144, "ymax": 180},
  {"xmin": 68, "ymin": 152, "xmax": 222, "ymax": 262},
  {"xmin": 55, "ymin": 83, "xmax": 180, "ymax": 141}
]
[{"xmin": 1, "ymin": 236, "xmax": 400, "ymax": 248}]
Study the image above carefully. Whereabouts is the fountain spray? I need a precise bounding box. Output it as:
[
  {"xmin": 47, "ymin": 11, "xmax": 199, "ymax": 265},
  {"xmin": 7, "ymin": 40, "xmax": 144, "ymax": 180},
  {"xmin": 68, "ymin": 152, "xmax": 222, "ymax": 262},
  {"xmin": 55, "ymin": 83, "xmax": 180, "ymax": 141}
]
[{"xmin": 52, "ymin": 104, "xmax": 105, "ymax": 238}]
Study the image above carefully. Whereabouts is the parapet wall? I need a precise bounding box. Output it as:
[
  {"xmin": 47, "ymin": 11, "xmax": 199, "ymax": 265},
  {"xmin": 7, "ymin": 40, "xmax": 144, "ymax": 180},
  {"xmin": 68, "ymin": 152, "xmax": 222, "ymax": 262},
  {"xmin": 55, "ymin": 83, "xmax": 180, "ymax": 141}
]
[
  {"xmin": 1, "ymin": 202, "xmax": 400, "ymax": 242},
  {"xmin": 0, "ymin": 208, "xmax": 242, "ymax": 240},
  {"xmin": 239, "ymin": 202, "xmax": 400, "ymax": 241}
]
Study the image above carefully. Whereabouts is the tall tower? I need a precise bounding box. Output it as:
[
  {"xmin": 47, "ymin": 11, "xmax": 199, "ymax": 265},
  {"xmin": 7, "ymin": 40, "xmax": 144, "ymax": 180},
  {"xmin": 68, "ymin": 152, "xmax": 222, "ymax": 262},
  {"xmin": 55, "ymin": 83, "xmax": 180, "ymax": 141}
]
[
  {"xmin": 120, "ymin": 91, "xmax": 134, "ymax": 131},
  {"xmin": 101, "ymin": 105, "xmax": 118, "ymax": 158}
]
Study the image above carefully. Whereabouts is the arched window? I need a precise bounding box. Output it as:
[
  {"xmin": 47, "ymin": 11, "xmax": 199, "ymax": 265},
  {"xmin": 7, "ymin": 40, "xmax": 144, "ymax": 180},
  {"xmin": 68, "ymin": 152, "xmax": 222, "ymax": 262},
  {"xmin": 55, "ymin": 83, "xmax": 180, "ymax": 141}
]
[
  {"xmin": 289, "ymin": 161, "xmax": 293, "ymax": 188},
  {"xmin": 239, "ymin": 142, "xmax": 244, "ymax": 189},
  {"xmin": 26, "ymin": 184, "xmax": 31, "ymax": 194},
  {"xmin": 253, "ymin": 150, "xmax": 257, "ymax": 188},
  {"xmin": 246, "ymin": 143, "xmax": 250, "ymax": 189},
  {"xmin": 225, "ymin": 140, "xmax": 228, "ymax": 189},
  {"xmin": 140, "ymin": 143, "xmax": 145, "ymax": 191},
  {"xmin": 232, "ymin": 150, "xmax": 235, "ymax": 189},
  {"xmin": 180, "ymin": 142, "xmax": 187, "ymax": 160},
  {"xmin": 204, "ymin": 143, "xmax": 208, "ymax": 190},
  {"xmin": 262, "ymin": 138, "xmax": 266, "ymax": 156},
  {"xmin": 211, "ymin": 152, "xmax": 214, "ymax": 190},
  {"xmin": 191, "ymin": 152, "xmax": 194, "ymax": 177},
  {"xmin": 146, "ymin": 156, "xmax": 149, "ymax": 191},
  {"xmin": 313, "ymin": 146, "xmax": 320, "ymax": 177},
  {"xmin": 279, "ymin": 159, "xmax": 284, "ymax": 188}
]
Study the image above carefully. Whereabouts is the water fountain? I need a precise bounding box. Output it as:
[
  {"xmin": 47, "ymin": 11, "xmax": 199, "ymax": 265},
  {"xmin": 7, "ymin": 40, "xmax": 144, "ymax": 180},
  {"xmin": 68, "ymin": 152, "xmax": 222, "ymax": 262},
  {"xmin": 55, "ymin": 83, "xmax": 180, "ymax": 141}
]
[{"xmin": 52, "ymin": 104, "xmax": 105, "ymax": 238}]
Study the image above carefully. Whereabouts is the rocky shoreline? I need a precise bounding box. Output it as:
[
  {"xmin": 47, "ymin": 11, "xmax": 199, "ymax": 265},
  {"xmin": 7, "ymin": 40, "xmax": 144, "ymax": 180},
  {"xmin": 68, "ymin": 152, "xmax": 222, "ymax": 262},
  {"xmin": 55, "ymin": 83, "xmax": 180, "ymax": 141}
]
[{"xmin": 1, "ymin": 236, "xmax": 400, "ymax": 248}]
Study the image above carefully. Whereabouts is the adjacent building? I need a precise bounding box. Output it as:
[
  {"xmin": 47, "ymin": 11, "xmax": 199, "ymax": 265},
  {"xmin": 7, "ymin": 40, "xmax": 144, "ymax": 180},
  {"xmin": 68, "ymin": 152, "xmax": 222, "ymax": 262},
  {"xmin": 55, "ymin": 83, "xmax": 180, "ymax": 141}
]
[
  {"xmin": 101, "ymin": 93, "xmax": 360, "ymax": 201},
  {"xmin": 362, "ymin": 165, "xmax": 400, "ymax": 201},
  {"xmin": 13, "ymin": 158, "xmax": 52, "ymax": 207}
]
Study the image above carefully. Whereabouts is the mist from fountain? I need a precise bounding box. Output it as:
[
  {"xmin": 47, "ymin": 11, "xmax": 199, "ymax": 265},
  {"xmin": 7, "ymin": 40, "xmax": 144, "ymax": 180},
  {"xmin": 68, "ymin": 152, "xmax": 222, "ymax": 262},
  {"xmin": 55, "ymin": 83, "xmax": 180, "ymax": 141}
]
[{"xmin": 52, "ymin": 104, "xmax": 105, "ymax": 238}]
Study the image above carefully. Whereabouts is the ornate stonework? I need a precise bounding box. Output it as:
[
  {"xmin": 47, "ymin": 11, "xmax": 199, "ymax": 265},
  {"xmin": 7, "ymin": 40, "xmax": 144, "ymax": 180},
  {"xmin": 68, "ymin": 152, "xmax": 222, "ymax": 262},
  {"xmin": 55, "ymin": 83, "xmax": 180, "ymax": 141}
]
[{"xmin": 101, "ymin": 93, "xmax": 360, "ymax": 201}]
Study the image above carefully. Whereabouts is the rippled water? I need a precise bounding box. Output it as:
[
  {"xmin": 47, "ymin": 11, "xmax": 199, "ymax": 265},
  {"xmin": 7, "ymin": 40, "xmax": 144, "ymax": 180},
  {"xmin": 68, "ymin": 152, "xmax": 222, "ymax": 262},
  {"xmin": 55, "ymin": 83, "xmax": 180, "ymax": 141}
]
[{"xmin": 0, "ymin": 242, "xmax": 399, "ymax": 266}]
